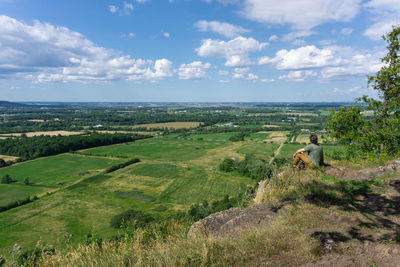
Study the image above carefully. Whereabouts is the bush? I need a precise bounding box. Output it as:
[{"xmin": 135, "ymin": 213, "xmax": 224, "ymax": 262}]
[
  {"xmin": 105, "ymin": 158, "xmax": 140, "ymax": 173},
  {"xmin": 110, "ymin": 209, "xmax": 155, "ymax": 229},
  {"xmin": 219, "ymin": 158, "xmax": 235, "ymax": 172},
  {"xmin": 1, "ymin": 174, "xmax": 13, "ymax": 184}
]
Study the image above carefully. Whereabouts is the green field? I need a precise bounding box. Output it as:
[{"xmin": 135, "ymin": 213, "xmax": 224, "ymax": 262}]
[
  {"xmin": 0, "ymin": 134, "xmax": 254, "ymax": 254},
  {"xmin": 0, "ymin": 154, "xmax": 124, "ymax": 205},
  {"xmin": 79, "ymin": 136, "xmax": 227, "ymax": 161},
  {"xmin": 236, "ymin": 142, "xmax": 279, "ymax": 161}
]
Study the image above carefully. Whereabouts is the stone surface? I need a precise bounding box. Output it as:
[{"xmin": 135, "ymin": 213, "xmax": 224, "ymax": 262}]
[{"xmin": 188, "ymin": 202, "xmax": 284, "ymax": 238}]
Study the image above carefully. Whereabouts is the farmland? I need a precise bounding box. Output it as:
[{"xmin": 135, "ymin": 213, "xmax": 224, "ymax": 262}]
[{"xmin": 0, "ymin": 102, "xmax": 346, "ymax": 257}]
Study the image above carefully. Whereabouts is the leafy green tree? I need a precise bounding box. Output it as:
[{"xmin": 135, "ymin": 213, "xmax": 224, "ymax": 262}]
[
  {"xmin": 1, "ymin": 174, "xmax": 12, "ymax": 184},
  {"xmin": 0, "ymin": 159, "xmax": 6, "ymax": 167},
  {"xmin": 24, "ymin": 177, "xmax": 30, "ymax": 185},
  {"xmin": 327, "ymin": 25, "xmax": 400, "ymax": 156}
]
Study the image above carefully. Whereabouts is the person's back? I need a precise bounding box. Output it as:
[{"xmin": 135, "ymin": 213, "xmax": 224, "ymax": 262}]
[
  {"xmin": 292, "ymin": 134, "xmax": 324, "ymax": 169},
  {"xmin": 304, "ymin": 143, "xmax": 324, "ymax": 167}
]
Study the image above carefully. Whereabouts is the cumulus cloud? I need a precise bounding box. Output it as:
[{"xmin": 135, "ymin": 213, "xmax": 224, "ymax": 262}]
[
  {"xmin": 178, "ymin": 61, "xmax": 211, "ymax": 79},
  {"xmin": 196, "ymin": 36, "xmax": 268, "ymax": 67},
  {"xmin": 109, "ymin": 5, "xmax": 119, "ymax": 13},
  {"xmin": 194, "ymin": 20, "xmax": 250, "ymax": 38},
  {"xmin": 259, "ymin": 44, "xmax": 383, "ymax": 80},
  {"xmin": 279, "ymin": 70, "xmax": 317, "ymax": 82},
  {"xmin": 241, "ymin": 0, "xmax": 361, "ymax": 30},
  {"xmin": 364, "ymin": 0, "xmax": 400, "ymax": 40},
  {"xmin": 0, "ymin": 15, "xmax": 173, "ymax": 82},
  {"xmin": 232, "ymin": 67, "xmax": 258, "ymax": 80},
  {"xmin": 260, "ymin": 78, "xmax": 275, "ymax": 82}
]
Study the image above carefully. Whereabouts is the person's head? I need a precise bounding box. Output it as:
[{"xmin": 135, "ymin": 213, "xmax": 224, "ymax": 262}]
[{"xmin": 309, "ymin": 134, "xmax": 318, "ymax": 144}]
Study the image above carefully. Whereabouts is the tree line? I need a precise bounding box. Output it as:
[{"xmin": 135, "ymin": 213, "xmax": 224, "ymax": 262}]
[{"xmin": 0, "ymin": 133, "xmax": 149, "ymax": 161}]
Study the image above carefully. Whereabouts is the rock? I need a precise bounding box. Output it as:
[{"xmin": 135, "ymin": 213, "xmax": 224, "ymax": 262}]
[{"xmin": 188, "ymin": 202, "xmax": 284, "ymax": 238}]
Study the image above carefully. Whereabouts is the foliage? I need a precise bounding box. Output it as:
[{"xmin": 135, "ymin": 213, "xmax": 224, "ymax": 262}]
[
  {"xmin": 105, "ymin": 158, "xmax": 140, "ymax": 173},
  {"xmin": 0, "ymin": 133, "xmax": 147, "ymax": 160},
  {"xmin": 110, "ymin": 209, "xmax": 155, "ymax": 229},
  {"xmin": 219, "ymin": 158, "xmax": 235, "ymax": 172},
  {"xmin": 229, "ymin": 131, "xmax": 250, "ymax": 142},
  {"xmin": 1, "ymin": 174, "xmax": 13, "ymax": 184},
  {"xmin": 0, "ymin": 159, "xmax": 6, "ymax": 168},
  {"xmin": 327, "ymin": 25, "xmax": 400, "ymax": 156},
  {"xmin": 24, "ymin": 177, "xmax": 30, "ymax": 185}
]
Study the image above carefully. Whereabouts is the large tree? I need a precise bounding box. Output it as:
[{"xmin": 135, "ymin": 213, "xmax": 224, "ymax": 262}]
[{"xmin": 327, "ymin": 25, "xmax": 400, "ymax": 156}]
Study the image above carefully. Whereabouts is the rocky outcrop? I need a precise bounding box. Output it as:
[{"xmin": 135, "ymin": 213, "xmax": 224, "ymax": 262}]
[
  {"xmin": 188, "ymin": 202, "xmax": 285, "ymax": 238},
  {"xmin": 325, "ymin": 158, "xmax": 400, "ymax": 180}
]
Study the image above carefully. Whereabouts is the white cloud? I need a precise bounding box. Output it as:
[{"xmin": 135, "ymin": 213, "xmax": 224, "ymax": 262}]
[
  {"xmin": 261, "ymin": 45, "xmax": 341, "ymax": 70},
  {"xmin": 219, "ymin": 79, "xmax": 230, "ymax": 83},
  {"xmin": 260, "ymin": 44, "xmax": 383, "ymax": 80},
  {"xmin": 279, "ymin": 70, "xmax": 317, "ymax": 82},
  {"xmin": 241, "ymin": 0, "xmax": 361, "ymax": 30},
  {"xmin": 320, "ymin": 53, "xmax": 383, "ymax": 79},
  {"xmin": 163, "ymin": 32, "xmax": 170, "ymax": 38},
  {"xmin": 218, "ymin": 70, "xmax": 229, "ymax": 75},
  {"xmin": 109, "ymin": 2, "xmax": 134, "ymax": 15},
  {"xmin": 260, "ymin": 78, "xmax": 275, "ymax": 82},
  {"xmin": 364, "ymin": 0, "xmax": 400, "ymax": 40},
  {"xmin": 196, "ymin": 36, "xmax": 268, "ymax": 67},
  {"xmin": 109, "ymin": 5, "xmax": 119, "ymax": 13},
  {"xmin": 0, "ymin": 15, "xmax": 173, "ymax": 82},
  {"xmin": 121, "ymin": 32, "xmax": 136, "ymax": 39},
  {"xmin": 178, "ymin": 61, "xmax": 211, "ymax": 80},
  {"xmin": 232, "ymin": 67, "xmax": 258, "ymax": 80},
  {"xmin": 268, "ymin": 35, "xmax": 278, "ymax": 41},
  {"xmin": 281, "ymin": 30, "xmax": 315, "ymax": 42},
  {"xmin": 194, "ymin": 20, "xmax": 250, "ymax": 38},
  {"xmin": 340, "ymin": 28, "xmax": 353, "ymax": 35}
]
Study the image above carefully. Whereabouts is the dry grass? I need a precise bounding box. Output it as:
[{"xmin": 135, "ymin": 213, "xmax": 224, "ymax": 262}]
[
  {"xmin": 264, "ymin": 131, "xmax": 289, "ymax": 142},
  {"xmin": 131, "ymin": 122, "xmax": 201, "ymax": 129},
  {"xmin": 27, "ymin": 119, "xmax": 45, "ymax": 122},
  {"xmin": 262, "ymin": 125, "xmax": 280, "ymax": 128},
  {"xmin": 36, "ymin": 211, "xmax": 319, "ymax": 267},
  {"xmin": 0, "ymin": 154, "xmax": 19, "ymax": 162},
  {"xmin": 0, "ymin": 131, "xmax": 83, "ymax": 137}
]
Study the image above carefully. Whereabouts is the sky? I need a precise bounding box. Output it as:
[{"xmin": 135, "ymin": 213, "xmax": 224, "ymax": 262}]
[{"xmin": 0, "ymin": 0, "xmax": 399, "ymax": 102}]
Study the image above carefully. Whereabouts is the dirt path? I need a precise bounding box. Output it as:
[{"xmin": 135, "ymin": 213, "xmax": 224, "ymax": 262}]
[
  {"xmin": 254, "ymin": 143, "xmax": 285, "ymax": 203},
  {"xmin": 269, "ymin": 142, "xmax": 284, "ymax": 164}
]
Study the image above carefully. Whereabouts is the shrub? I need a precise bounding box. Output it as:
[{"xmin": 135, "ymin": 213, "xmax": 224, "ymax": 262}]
[
  {"xmin": 219, "ymin": 158, "xmax": 235, "ymax": 172},
  {"xmin": 110, "ymin": 209, "xmax": 155, "ymax": 229},
  {"xmin": 1, "ymin": 174, "xmax": 13, "ymax": 184}
]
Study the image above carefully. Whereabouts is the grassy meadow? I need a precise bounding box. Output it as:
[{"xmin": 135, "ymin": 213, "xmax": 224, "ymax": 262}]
[{"xmin": 0, "ymin": 134, "xmax": 255, "ymax": 254}]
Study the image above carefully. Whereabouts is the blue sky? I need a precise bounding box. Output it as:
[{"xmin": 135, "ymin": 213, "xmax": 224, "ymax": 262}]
[{"xmin": 0, "ymin": 0, "xmax": 399, "ymax": 102}]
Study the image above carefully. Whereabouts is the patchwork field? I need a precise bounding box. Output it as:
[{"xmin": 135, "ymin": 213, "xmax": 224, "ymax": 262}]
[
  {"xmin": 264, "ymin": 131, "xmax": 289, "ymax": 142},
  {"xmin": 0, "ymin": 131, "xmax": 83, "ymax": 137},
  {"xmin": 131, "ymin": 122, "xmax": 201, "ymax": 129},
  {"xmin": 0, "ymin": 154, "xmax": 19, "ymax": 162},
  {"xmin": 0, "ymin": 154, "xmax": 124, "ymax": 205},
  {"xmin": 0, "ymin": 133, "xmax": 254, "ymax": 254}
]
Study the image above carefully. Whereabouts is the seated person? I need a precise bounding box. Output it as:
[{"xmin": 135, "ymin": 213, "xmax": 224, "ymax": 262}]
[{"xmin": 292, "ymin": 134, "xmax": 324, "ymax": 169}]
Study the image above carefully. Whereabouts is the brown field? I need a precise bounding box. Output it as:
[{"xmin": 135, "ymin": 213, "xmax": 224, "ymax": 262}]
[
  {"xmin": 262, "ymin": 125, "xmax": 280, "ymax": 128},
  {"xmin": 27, "ymin": 119, "xmax": 45, "ymax": 122},
  {"xmin": 296, "ymin": 134, "xmax": 310, "ymax": 143},
  {"xmin": 264, "ymin": 131, "xmax": 289, "ymax": 142},
  {"xmin": 0, "ymin": 155, "xmax": 19, "ymax": 162},
  {"xmin": 131, "ymin": 122, "xmax": 202, "ymax": 129},
  {"xmin": 96, "ymin": 130, "xmax": 154, "ymax": 135},
  {"xmin": 0, "ymin": 131, "xmax": 83, "ymax": 137}
]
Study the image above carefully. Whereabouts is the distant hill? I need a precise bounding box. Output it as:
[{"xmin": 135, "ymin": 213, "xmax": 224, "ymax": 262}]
[{"xmin": 0, "ymin": 101, "xmax": 27, "ymax": 107}]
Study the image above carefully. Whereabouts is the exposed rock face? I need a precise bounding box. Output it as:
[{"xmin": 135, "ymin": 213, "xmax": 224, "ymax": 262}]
[
  {"xmin": 188, "ymin": 202, "xmax": 285, "ymax": 238},
  {"xmin": 325, "ymin": 158, "xmax": 400, "ymax": 180}
]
